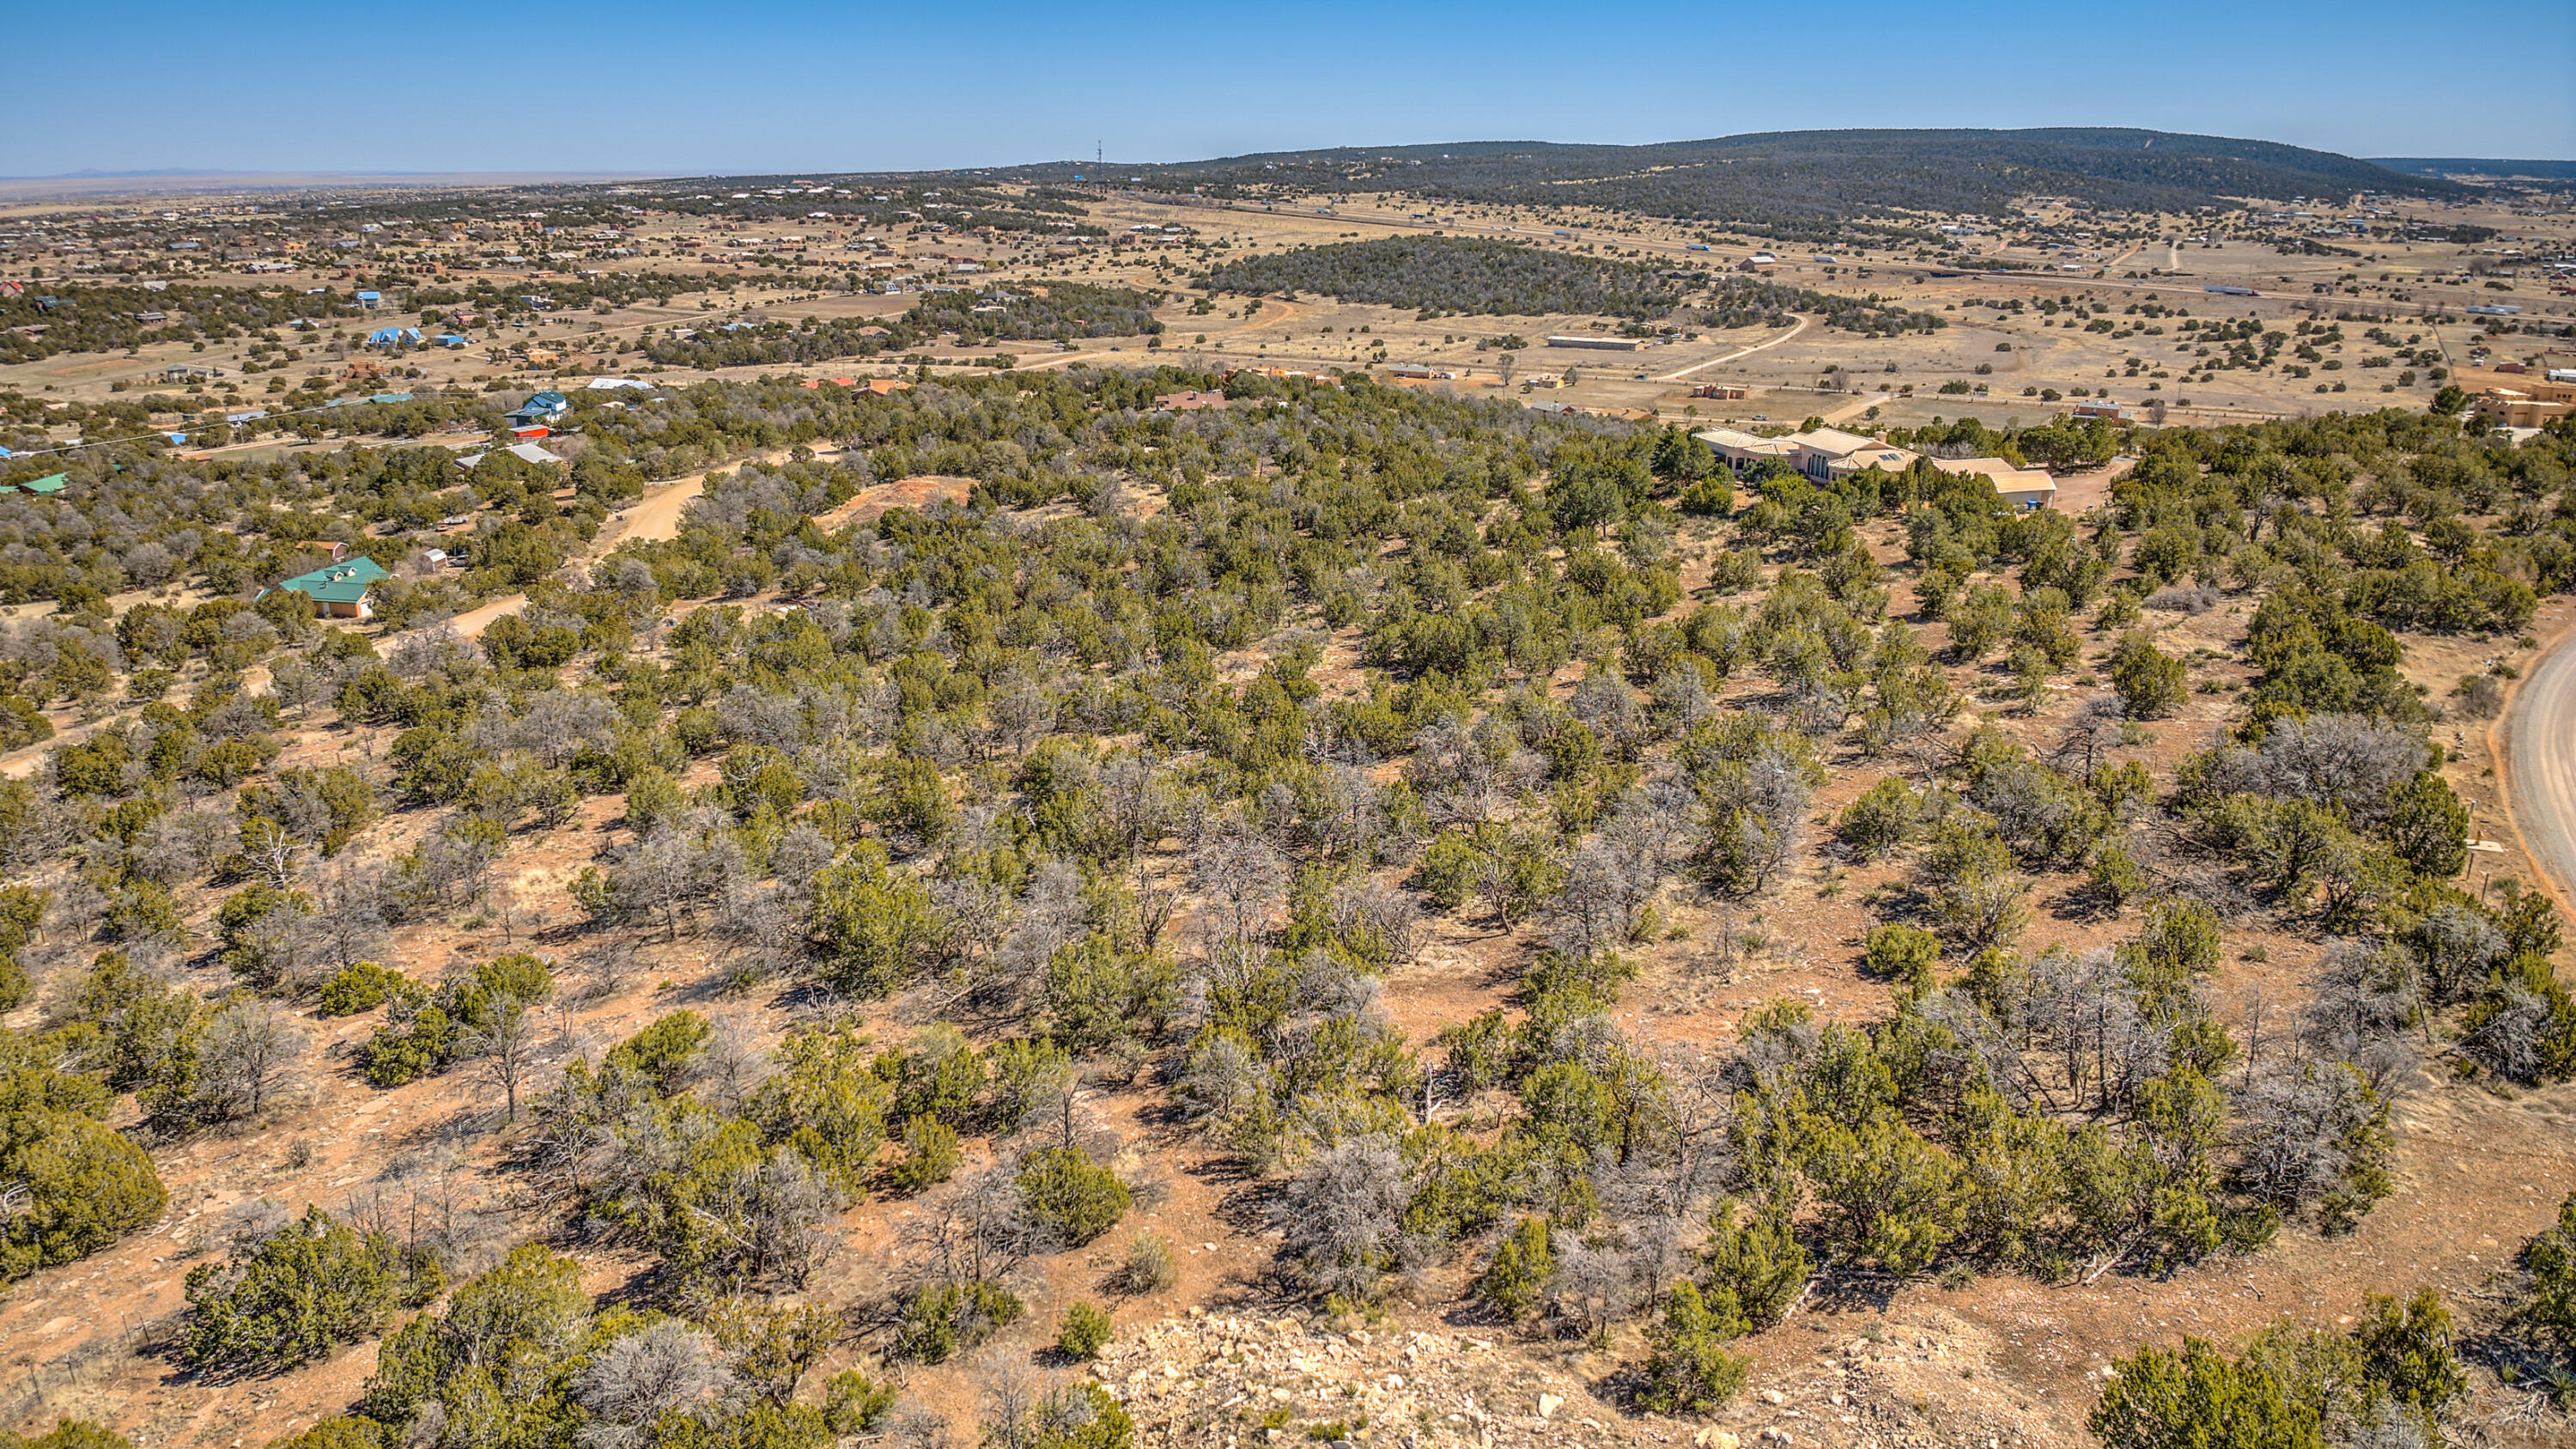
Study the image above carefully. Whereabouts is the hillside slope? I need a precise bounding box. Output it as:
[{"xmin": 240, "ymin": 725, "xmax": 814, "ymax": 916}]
[{"xmin": 1090, "ymin": 128, "xmax": 2467, "ymax": 237}]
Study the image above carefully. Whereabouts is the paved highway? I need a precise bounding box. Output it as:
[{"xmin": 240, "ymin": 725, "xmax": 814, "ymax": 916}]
[{"xmin": 2505, "ymin": 624, "xmax": 2576, "ymax": 906}]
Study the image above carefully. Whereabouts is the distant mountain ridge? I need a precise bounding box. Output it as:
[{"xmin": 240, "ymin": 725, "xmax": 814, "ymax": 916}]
[
  {"xmin": 983, "ymin": 128, "xmax": 2470, "ymax": 241},
  {"xmin": 2369, "ymin": 156, "xmax": 2576, "ymax": 181}
]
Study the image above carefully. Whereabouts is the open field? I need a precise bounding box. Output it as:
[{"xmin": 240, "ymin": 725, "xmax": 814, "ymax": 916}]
[{"xmin": 8, "ymin": 173, "xmax": 2565, "ymax": 463}]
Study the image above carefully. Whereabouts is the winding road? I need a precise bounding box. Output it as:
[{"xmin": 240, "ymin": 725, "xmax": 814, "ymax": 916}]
[
  {"xmin": 1652, "ymin": 314, "xmax": 1811, "ymax": 382},
  {"xmin": 452, "ymin": 445, "xmax": 798, "ymax": 637},
  {"xmin": 2503, "ymin": 624, "xmax": 2576, "ymax": 907}
]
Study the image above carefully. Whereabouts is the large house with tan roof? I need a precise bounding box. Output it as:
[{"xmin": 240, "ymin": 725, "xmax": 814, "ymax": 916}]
[
  {"xmin": 1694, "ymin": 426, "xmax": 2058, "ymax": 509},
  {"xmin": 1693, "ymin": 425, "xmax": 1919, "ymax": 480},
  {"xmin": 1693, "ymin": 427, "xmax": 1801, "ymax": 472},
  {"xmin": 1786, "ymin": 428, "xmax": 1919, "ymax": 482},
  {"xmin": 1929, "ymin": 455, "xmax": 2057, "ymax": 510}
]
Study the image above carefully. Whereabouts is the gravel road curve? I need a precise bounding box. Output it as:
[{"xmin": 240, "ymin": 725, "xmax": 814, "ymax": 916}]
[{"xmin": 2506, "ymin": 627, "xmax": 2576, "ymax": 904}]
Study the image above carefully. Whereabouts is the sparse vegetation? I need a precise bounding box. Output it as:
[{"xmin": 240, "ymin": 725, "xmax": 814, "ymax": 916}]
[{"xmin": 2, "ymin": 216, "xmax": 2573, "ymax": 1449}]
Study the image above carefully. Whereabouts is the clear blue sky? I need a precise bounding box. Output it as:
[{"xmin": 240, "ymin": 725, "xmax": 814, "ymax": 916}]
[{"xmin": 6, "ymin": 0, "xmax": 2569, "ymax": 176}]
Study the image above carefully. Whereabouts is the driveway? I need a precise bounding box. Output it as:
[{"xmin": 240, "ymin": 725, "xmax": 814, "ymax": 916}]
[
  {"xmin": 453, "ymin": 446, "xmax": 798, "ymax": 638},
  {"xmin": 2504, "ymin": 624, "xmax": 2576, "ymax": 907}
]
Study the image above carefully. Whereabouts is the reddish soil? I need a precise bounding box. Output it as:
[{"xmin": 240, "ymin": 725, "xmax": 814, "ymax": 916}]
[
  {"xmin": 4, "ymin": 496, "xmax": 2573, "ymax": 1449},
  {"xmin": 808, "ymin": 475, "xmax": 977, "ymax": 533}
]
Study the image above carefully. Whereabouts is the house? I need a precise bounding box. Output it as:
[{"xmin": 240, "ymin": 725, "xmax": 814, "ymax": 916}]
[
  {"xmin": 2069, "ymin": 401, "xmax": 2134, "ymax": 422},
  {"xmin": 1930, "ymin": 456, "xmax": 2058, "ymax": 510},
  {"xmin": 1690, "ymin": 383, "xmax": 1748, "ymax": 400},
  {"xmin": 854, "ymin": 378, "xmax": 913, "ymax": 397},
  {"xmin": 1153, "ymin": 389, "xmax": 1229, "ymax": 411},
  {"xmin": 355, "ymin": 290, "xmax": 382, "ymax": 310},
  {"xmin": 1786, "ymin": 428, "xmax": 1918, "ymax": 481},
  {"xmin": 433, "ymin": 334, "xmax": 468, "ymax": 348},
  {"xmin": 458, "ymin": 441, "xmax": 566, "ymax": 469},
  {"xmin": 1694, "ymin": 427, "xmax": 1800, "ymax": 472},
  {"xmin": 363, "ymin": 326, "xmax": 420, "ymax": 348},
  {"xmin": 293, "ymin": 539, "xmax": 353, "ymax": 562},
  {"xmin": 1545, "ymin": 335, "xmax": 1647, "ymax": 351},
  {"xmin": 2473, "ymin": 389, "xmax": 2575, "ymax": 428},
  {"xmin": 585, "ymin": 377, "xmax": 652, "ymax": 392},
  {"xmin": 6, "ymin": 472, "xmax": 69, "ymax": 496},
  {"xmin": 258, "ymin": 557, "xmax": 389, "ymax": 619},
  {"xmin": 505, "ymin": 390, "xmax": 570, "ymax": 430}
]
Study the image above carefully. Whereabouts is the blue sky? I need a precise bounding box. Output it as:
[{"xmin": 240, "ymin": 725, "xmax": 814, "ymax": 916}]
[{"xmin": 5, "ymin": 1, "xmax": 2569, "ymax": 176}]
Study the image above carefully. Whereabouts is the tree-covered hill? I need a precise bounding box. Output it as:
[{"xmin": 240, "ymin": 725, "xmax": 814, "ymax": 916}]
[
  {"xmin": 1197, "ymin": 236, "xmax": 1686, "ymax": 320},
  {"xmin": 642, "ymin": 283, "xmax": 1162, "ymax": 368},
  {"xmin": 1197, "ymin": 235, "xmax": 1946, "ymax": 335},
  {"xmin": 1088, "ymin": 129, "xmax": 2471, "ymax": 240},
  {"xmin": 2368, "ymin": 155, "xmax": 2576, "ymax": 181}
]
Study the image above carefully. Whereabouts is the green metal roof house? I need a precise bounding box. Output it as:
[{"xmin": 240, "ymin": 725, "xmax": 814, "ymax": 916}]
[
  {"xmin": 9, "ymin": 473, "xmax": 68, "ymax": 495},
  {"xmin": 258, "ymin": 556, "xmax": 390, "ymax": 619}
]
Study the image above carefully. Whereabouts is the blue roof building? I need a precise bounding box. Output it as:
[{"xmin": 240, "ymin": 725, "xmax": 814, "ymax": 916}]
[{"xmin": 505, "ymin": 389, "xmax": 572, "ymax": 430}]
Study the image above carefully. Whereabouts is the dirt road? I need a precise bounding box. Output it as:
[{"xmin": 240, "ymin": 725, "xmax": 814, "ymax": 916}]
[
  {"xmin": 1651, "ymin": 314, "xmax": 1811, "ymax": 382},
  {"xmin": 1820, "ymin": 391, "xmax": 1893, "ymax": 426},
  {"xmin": 2503, "ymin": 623, "xmax": 2576, "ymax": 908},
  {"xmin": 592, "ymin": 445, "xmax": 806, "ymax": 555},
  {"xmin": 445, "ymin": 592, "xmax": 531, "ymax": 641},
  {"xmin": 453, "ymin": 447, "xmax": 798, "ymax": 638},
  {"xmin": 2046, "ymin": 458, "xmax": 2132, "ymax": 516}
]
